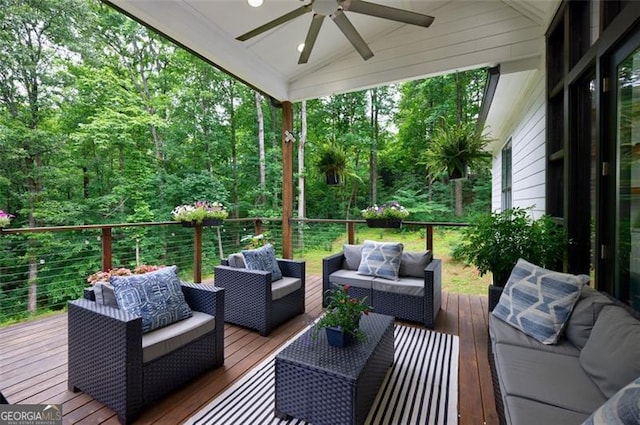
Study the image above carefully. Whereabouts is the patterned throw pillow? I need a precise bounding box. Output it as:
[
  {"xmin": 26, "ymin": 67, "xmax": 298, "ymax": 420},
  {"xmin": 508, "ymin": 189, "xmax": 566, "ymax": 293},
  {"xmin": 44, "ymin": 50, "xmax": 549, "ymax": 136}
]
[
  {"xmin": 492, "ymin": 258, "xmax": 588, "ymax": 344},
  {"xmin": 242, "ymin": 243, "xmax": 283, "ymax": 281},
  {"xmin": 110, "ymin": 265, "xmax": 192, "ymax": 333},
  {"xmin": 582, "ymin": 377, "xmax": 640, "ymax": 425},
  {"xmin": 357, "ymin": 240, "xmax": 404, "ymax": 280}
]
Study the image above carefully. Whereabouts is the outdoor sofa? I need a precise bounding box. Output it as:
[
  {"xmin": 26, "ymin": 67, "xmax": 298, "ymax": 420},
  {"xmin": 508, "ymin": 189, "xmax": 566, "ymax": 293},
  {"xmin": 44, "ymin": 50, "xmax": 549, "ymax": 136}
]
[
  {"xmin": 67, "ymin": 266, "xmax": 224, "ymax": 424},
  {"xmin": 214, "ymin": 244, "xmax": 306, "ymax": 336},
  {"xmin": 322, "ymin": 241, "xmax": 441, "ymax": 328},
  {"xmin": 488, "ymin": 259, "xmax": 640, "ymax": 425}
]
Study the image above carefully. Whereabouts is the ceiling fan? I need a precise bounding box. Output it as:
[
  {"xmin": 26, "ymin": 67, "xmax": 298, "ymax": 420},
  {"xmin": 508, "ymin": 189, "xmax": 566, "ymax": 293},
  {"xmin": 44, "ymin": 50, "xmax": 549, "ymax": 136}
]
[{"xmin": 236, "ymin": 0, "xmax": 434, "ymax": 64}]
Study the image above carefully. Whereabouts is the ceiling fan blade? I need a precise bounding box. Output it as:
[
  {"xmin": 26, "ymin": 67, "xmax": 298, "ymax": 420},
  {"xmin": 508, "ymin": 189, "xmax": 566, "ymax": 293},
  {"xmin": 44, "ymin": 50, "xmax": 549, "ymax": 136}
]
[
  {"xmin": 341, "ymin": 0, "xmax": 434, "ymax": 27},
  {"xmin": 331, "ymin": 10, "xmax": 373, "ymax": 61},
  {"xmin": 298, "ymin": 14, "xmax": 326, "ymax": 64},
  {"xmin": 236, "ymin": 4, "xmax": 312, "ymax": 41}
]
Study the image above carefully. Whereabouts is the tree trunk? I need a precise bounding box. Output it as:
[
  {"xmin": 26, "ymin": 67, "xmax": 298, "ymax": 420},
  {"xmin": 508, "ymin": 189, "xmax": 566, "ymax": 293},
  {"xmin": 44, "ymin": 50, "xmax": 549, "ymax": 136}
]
[
  {"xmin": 256, "ymin": 91, "xmax": 266, "ymax": 204},
  {"xmin": 455, "ymin": 179, "xmax": 463, "ymax": 216},
  {"xmin": 229, "ymin": 86, "xmax": 239, "ymax": 218},
  {"xmin": 298, "ymin": 100, "xmax": 307, "ymax": 249},
  {"xmin": 455, "ymin": 71, "xmax": 464, "ymax": 215},
  {"xmin": 370, "ymin": 88, "xmax": 378, "ymax": 204}
]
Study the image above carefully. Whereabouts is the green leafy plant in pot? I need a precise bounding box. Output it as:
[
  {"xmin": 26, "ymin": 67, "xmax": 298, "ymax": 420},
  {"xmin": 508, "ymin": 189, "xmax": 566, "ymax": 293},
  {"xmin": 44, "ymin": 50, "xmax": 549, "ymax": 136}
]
[
  {"xmin": 315, "ymin": 285, "xmax": 372, "ymax": 347},
  {"xmin": 316, "ymin": 143, "xmax": 347, "ymax": 185},
  {"xmin": 423, "ymin": 120, "xmax": 492, "ymax": 180},
  {"xmin": 453, "ymin": 207, "xmax": 567, "ymax": 287}
]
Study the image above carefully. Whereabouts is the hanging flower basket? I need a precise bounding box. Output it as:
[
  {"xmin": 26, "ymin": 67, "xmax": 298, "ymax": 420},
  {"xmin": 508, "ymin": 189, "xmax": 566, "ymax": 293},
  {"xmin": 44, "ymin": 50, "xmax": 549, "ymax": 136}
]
[
  {"xmin": 365, "ymin": 218, "xmax": 403, "ymax": 228},
  {"xmin": 325, "ymin": 171, "xmax": 342, "ymax": 185}
]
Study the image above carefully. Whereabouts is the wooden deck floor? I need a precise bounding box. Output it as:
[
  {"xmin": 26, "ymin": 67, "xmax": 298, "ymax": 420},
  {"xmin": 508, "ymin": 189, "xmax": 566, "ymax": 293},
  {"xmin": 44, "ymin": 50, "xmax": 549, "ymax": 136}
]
[{"xmin": 0, "ymin": 275, "xmax": 498, "ymax": 425}]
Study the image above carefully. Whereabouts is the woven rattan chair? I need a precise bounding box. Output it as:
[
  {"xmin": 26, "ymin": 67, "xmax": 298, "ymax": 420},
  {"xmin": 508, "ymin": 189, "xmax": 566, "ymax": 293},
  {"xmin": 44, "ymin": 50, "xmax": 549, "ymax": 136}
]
[
  {"xmin": 214, "ymin": 258, "xmax": 305, "ymax": 336},
  {"xmin": 67, "ymin": 283, "xmax": 224, "ymax": 424}
]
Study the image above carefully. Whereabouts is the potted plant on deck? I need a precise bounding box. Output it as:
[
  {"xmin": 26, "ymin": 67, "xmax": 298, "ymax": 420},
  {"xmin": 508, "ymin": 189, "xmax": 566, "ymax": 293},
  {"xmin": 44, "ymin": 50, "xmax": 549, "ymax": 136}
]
[
  {"xmin": 172, "ymin": 201, "xmax": 229, "ymax": 227},
  {"xmin": 361, "ymin": 201, "xmax": 409, "ymax": 228},
  {"xmin": 315, "ymin": 285, "xmax": 372, "ymax": 347},
  {"xmin": 453, "ymin": 207, "xmax": 567, "ymax": 288}
]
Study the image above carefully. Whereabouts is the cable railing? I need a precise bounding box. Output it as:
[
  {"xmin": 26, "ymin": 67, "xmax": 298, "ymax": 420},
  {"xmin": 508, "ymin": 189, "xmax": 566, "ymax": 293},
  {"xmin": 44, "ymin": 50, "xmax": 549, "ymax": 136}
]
[{"xmin": 0, "ymin": 218, "xmax": 468, "ymax": 323}]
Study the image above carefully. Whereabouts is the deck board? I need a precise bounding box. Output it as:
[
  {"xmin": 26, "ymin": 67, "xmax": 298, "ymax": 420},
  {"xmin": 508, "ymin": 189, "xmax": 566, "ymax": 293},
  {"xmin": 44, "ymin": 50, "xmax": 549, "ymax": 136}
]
[{"xmin": 0, "ymin": 275, "xmax": 498, "ymax": 425}]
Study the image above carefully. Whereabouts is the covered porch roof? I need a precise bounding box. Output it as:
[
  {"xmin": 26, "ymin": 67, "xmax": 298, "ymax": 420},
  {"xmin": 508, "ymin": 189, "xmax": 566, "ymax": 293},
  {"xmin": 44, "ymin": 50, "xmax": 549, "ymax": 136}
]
[{"xmin": 106, "ymin": 0, "xmax": 560, "ymax": 103}]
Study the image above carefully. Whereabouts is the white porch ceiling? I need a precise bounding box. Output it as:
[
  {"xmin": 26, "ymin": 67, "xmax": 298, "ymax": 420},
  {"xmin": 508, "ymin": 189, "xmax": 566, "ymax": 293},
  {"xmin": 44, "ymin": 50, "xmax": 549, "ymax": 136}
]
[{"xmin": 106, "ymin": 0, "xmax": 561, "ymax": 102}]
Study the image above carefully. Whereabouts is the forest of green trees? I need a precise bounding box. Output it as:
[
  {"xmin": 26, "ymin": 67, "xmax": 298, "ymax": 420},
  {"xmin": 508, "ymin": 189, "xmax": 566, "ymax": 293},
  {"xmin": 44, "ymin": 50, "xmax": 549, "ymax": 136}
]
[
  {"xmin": 0, "ymin": 0, "xmax": 492, "ymax": 321},
  {"xmin": 0, "ymin": 0, "xmax": 491, "ymax": 228}
]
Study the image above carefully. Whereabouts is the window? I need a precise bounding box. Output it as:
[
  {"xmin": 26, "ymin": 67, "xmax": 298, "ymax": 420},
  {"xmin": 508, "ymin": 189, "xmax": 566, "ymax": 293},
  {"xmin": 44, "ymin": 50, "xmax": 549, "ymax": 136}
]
[
  {"xmin": 501, "ymin": 140, "xmax": 512, "ymax": 210},
  {"xmin": 545, "ymin": 0, "xmax": 640, "ymax": 305}
]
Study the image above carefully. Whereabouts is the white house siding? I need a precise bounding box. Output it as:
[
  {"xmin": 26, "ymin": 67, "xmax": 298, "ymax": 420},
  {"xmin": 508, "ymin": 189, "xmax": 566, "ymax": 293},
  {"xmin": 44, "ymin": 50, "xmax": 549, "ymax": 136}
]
[{"xmin": 490, "ymin": 70, "xmax": 546, "ymax": 219}]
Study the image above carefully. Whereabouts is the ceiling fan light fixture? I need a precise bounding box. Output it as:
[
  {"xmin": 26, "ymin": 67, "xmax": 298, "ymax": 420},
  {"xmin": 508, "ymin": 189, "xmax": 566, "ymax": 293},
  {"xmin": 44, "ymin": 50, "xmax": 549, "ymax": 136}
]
[
  {"xmin": 313, "ymin": 0, "xmax": 338, "ymax": 16},
  {"xmin": 247, "ymin": 0, "xmax": 263, "ymax": 8}
]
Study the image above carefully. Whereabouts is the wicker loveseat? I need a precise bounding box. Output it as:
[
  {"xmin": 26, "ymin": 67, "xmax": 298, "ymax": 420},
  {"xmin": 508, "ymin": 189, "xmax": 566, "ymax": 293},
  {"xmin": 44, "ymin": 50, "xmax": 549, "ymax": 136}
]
[
  {"xmin": 214, "ymin": 252, "xmax": 305, "ymax": 336},
  {"xmin": 322, "ymin": 243, "xmax": 442, "ymax": 328},
  {"xmin": 488, "ymin": 260, "xmax": 640, "ymax": 425},
  {"xmin": 67, "ymin": 278, "xmax": 224, "ymax": 424}
]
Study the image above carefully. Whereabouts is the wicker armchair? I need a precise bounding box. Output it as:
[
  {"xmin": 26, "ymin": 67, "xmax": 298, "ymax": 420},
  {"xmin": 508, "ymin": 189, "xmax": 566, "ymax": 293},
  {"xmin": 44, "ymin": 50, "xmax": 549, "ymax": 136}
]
[
  {"xmin": 67, "ymin": 283, "xmax": 224, "ymax": 424},
  {"xmin": 214, "ymin": 258, "xmax": 305, "ymax": 336}
]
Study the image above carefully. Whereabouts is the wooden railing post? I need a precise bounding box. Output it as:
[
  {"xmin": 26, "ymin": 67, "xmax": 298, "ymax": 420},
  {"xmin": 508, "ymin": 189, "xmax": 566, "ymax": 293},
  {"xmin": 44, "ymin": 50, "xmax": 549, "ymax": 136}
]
[
  {"xmin": 194, "ymin": 225, "xmax": 202, "ymax": 283},
  {"xmin": 255, "ymin": 218, "xmax": 263, "ymax": 236},
  {"xmin": 281, "ymin": 101, "xmax": 294, "ymax": 259},
  {"xmin": 426, "ymin": 224, "xmax": 433, "ymax": 254},
  {"xmin": 101, "ymin": 227, "xmax": 112, "ymax": 272},
  {"xmin": 347, "ymin": 222, "xmax": 355, "ymax": 245}
]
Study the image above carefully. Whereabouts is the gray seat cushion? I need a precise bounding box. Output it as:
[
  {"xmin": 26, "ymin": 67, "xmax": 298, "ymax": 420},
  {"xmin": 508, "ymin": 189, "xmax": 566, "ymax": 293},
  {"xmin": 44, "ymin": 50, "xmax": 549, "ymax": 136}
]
[
  {"xmin": 372, "ymin": 276, "xmax": 424, "ymax": 296},
  {"xmin": 93, "ymin": 282, "xmax": 118, "ymax": 308},
  {"xmin": 329, "ymin": 269, "xmax": 374, "ymax": 289},
  {"xmin": 579, "ymin": 305, "xmax": 640, "ymax": 398},
  {"xmin": 271, "ymin": 276, "xmax": 301, "ymax": 301},
  {"xmin": 564, "ymin": 285, "xmax": 613, "ymax": 350},
  {"xmin": 399, "ymin": 250, "xmax": 433, "ymax": 278},
  {"xmin": 504, "ymin": 395, "xmax": 590, "ymax": 425},
  {"xmin": 489, "ymin": 314, "xmax": 580, "ymax": 357},
  {"xmin": 343, "ymin": 244, "xmax": 363, "ymax": 270},
  {"xmin": 142, "ymin": 311, "xmax": 216, "ymax": 363},
  {"xmin": 227, "ymin": 253, "xmax": 246, "ymax": 268},
  {"xmin": 494, "ymin": 343, "xmax": 607, "ymax": 414}
]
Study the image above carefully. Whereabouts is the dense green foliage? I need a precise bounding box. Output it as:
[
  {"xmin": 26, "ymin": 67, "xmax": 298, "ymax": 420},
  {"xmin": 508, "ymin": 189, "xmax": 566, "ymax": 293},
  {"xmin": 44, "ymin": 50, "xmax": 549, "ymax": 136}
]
[
  {"xmin": 0, "ymin": 0, "xmax": 493, "ymax": 320},
  {"xmin": 452, "ymin": 208, "xmax": 567, "ymax": 286}
]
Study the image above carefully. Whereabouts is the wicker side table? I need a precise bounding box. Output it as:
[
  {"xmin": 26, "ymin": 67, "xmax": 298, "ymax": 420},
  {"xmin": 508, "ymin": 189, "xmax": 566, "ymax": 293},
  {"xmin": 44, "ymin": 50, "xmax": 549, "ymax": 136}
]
[{"xmin": 274, "ymin": 313, "xmax": 394, "ymax": 425}]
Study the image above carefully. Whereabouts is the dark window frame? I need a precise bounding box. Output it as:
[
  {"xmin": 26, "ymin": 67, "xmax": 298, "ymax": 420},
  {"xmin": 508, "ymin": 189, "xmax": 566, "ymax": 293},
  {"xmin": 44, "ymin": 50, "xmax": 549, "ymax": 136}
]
[
  {"xmin": 501, "ymin": 140, "xmax": 512, "ymax": 210},
  {"xmin": 546, "ymin": 0, "xmax": 640, "ymax": 301}
]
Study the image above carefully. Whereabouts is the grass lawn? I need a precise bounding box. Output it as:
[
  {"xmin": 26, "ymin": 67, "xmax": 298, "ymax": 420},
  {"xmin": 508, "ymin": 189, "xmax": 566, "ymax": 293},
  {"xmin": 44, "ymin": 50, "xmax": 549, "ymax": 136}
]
[{"xmin": 296, "ymin": 226, "xmax": 491, "ymax": 296}]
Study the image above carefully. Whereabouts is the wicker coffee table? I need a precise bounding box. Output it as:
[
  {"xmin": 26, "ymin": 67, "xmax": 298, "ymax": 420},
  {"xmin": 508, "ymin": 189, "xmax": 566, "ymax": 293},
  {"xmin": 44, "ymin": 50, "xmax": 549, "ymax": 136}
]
[{"xmin": 274, "ymin": 312, "xmax": 394, "ymax": 425}]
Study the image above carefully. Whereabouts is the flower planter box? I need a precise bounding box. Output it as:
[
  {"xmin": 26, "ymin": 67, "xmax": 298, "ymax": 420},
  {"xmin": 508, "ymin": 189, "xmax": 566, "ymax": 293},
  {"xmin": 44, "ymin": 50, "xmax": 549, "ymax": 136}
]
[
  {"xmin": 181, "ymin": 218, "xmax": 223, "ymax": 227},
  {"xmin": 365, "ymin": 218, "xmax": 402, "ymax": 228}
]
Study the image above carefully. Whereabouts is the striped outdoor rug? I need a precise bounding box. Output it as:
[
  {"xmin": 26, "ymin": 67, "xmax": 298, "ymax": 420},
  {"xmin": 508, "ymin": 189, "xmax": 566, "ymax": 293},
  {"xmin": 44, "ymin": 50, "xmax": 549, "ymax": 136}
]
[{"xmin": 186, "ymin": 325, "xmax": 459, "ymax": 425}]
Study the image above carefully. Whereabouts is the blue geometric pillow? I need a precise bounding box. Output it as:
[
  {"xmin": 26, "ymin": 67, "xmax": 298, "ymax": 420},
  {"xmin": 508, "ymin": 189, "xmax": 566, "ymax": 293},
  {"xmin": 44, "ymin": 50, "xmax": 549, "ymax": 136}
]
[
  {"xmin": 582, "ymin": 377, "xmax": 640, "ymax": 425},
  {"xmin": 241, "ymin": 243, "xmax": 282, "ymax": 281},
  {"xmin": 357, "ymin": 240, "xmax": 404, "ymax": 280},
  {"xmin": 492, "ymin": 258, "xmax": 588, "ymax": 344},
  {"xmin": 110, "ymin": 265, "xmax": 192, "ymax": 333}
]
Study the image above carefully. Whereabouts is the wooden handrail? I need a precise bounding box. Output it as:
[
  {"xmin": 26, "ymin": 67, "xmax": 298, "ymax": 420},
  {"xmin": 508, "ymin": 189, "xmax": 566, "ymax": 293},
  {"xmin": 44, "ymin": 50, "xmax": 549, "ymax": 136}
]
[{"xmin": 0, "ymin": 217, "xmax": 469, "ymax": 282}]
